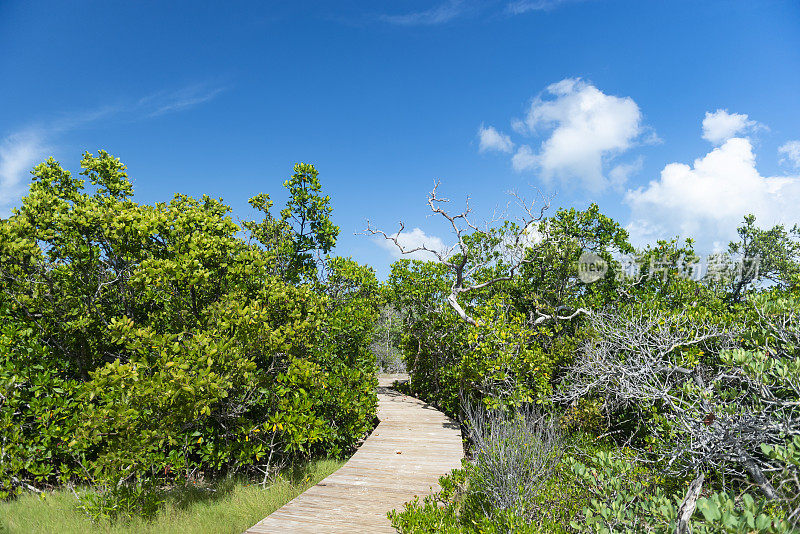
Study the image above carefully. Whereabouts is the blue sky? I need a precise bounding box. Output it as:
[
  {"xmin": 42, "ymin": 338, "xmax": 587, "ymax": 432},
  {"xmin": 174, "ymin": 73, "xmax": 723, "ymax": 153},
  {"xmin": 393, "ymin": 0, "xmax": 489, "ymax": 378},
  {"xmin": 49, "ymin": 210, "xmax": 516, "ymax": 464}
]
[{"xmin": 1, "ymin": 0, "xmax": 799, "ymax": 277}]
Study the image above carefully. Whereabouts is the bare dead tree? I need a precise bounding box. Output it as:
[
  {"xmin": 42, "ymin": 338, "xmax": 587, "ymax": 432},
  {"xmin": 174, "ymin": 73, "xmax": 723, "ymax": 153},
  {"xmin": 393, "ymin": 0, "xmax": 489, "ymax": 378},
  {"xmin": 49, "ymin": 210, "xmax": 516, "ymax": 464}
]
[
  {"xmin": 559, "ymin": 306, "xmax": 733, "ymax": 409},
  {"xmin": 365, "ymin": 181, "xmax": 590, "ymax": 326},
  {"xmin": 559, "ymin": 304, "xmax": 800, "ymax": 501}
]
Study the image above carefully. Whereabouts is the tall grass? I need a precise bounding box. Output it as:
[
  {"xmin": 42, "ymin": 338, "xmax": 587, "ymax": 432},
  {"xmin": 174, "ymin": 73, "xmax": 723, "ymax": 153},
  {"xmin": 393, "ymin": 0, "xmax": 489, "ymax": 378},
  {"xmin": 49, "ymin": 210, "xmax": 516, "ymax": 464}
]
[{"xmin": 0, "ymin": 459, "xmax": 342, "ymax": 534}]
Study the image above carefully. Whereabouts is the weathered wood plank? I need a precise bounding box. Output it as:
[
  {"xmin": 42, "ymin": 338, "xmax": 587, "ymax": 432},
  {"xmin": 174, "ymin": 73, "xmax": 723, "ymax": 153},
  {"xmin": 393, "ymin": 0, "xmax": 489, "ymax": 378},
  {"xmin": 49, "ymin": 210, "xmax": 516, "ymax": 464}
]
[{"xmin": 244, "ymin": 374, "xmax": 463, "ymax": 533}]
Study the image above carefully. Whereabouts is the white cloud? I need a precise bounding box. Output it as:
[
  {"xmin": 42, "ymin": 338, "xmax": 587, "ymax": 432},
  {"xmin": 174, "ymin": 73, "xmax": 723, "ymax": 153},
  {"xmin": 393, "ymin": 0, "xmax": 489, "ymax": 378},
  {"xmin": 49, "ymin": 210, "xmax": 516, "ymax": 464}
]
[
  {"xmin": 701, "ymin": 109, "xmax": 760, "ymax": 145},
  {"xmin": 380, "ymin": 0, "xmax": 466, "ymax": 25},
  {"xmin": 379, "ymin": 0, "xmax": 583, "ymax": 23},
  {"xmin": 510, "ymin": 78, "xmax": 645, "ymax": 190},
  {"xmin": 608, "ymin": 156, "xmax": 643, "ymax": 190},
  {"xmin": 510, "ymin": 117, "xmax": 527, "ymax": 135},
  {"xmin": 0, "ymin": 131, "xmax": 47, "ymax": 214},
  {"xmin": 779, "ymin": 140, "xmax": 800, "ymax": 169},
  {"xmin": 625, "ymin": 136, "xmax": 800, "ymax": 250},
  {"xmin": 478, "ymin": 125, "xmax": 514, "ymax": 153},
  {"xmin": 376, "ymin": 228, "xmax": 448, "ymax": 261},
  {"xmin": 512, "ymin": 144, "xmax": 537, "ymax": 171},
  {"xmin": 0, "ymin": 83, "xmax": 224, "ymax": 213},
  {"xmin": 137, "ymin": 84, "xmax": 226, "ymax": 118},
  {"xmin": 506, "ymin": 0, "xmax": 585, "ymax": 14},
  {"xmin": 499, "ymin": 223, "xmax": 544, "ymax": 257}
]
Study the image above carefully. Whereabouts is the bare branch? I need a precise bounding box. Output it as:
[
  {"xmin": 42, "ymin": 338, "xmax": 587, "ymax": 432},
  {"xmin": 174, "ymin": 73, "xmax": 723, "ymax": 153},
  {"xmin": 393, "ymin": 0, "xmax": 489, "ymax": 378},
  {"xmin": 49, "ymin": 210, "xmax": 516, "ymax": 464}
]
[
  {"xmin": 559, "ymin": 304, "xmax": 800, "ymax": 499},
  {"xmin": 363, "ymin": 182, "xmax": 552, "ymax": 326},
  {"xmin": 531, "ymin": 307, "xmax": 592, "ymax": 326}
]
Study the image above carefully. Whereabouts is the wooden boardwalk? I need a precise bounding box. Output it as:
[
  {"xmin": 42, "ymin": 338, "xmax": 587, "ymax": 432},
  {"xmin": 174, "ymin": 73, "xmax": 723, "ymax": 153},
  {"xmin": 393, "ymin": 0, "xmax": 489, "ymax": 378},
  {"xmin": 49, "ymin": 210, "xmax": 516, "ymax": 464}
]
[{"xmin": 245, "ymin": 375, "xmax": 464, "ymax": 533}]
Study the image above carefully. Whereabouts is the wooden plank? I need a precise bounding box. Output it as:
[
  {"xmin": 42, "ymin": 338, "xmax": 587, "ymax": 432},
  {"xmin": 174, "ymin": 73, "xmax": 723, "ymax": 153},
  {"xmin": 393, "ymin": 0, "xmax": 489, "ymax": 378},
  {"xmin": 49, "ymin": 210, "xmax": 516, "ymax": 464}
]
[{"xmin": 244, "ymin": 374, "xmax": 463, "ymax": 533}]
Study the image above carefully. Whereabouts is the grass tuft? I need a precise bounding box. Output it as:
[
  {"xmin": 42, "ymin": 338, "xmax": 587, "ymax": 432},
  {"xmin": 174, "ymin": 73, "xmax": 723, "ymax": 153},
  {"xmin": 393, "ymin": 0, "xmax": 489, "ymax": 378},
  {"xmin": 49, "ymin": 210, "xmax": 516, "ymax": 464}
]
[{"xmin": 0, "ymin": 459, "xmax": 342, "ymax": 534}]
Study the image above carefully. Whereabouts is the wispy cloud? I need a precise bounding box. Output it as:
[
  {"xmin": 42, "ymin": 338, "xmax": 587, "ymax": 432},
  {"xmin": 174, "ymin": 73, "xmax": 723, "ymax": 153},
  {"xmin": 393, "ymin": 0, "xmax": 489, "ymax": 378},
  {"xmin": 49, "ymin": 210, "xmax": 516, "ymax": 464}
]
[
  {"xmin": 478, "ymin": 125, "xmax": 514, "ymax": 153},
  {"xmin": 779, "ymin": 140, "xmax": 800, "ymax": 169},
  {"xmin": 0, "ymin": 131, "xmax": 48, "ymax": 213},
  {"xmin": 137, "ymin": 84, "xmax": 226, "ymax": 118},
  {"xmin": 377, "ymin": 0, "xmax": 586, "ymax": 26},
  {"xmin": 506, "ymin": 0, "xmax": 587, "ymax": 15},
  {"xmin": 609, "ymin": 156, "xmax": 644, "ymax": 191},
  {"xmin": 0, "ymin": 83, "xmax": 226, "ymax": 213},
  {"xmin": 380, "ymin": 0, "xmax": 468, "ymax": 26}
]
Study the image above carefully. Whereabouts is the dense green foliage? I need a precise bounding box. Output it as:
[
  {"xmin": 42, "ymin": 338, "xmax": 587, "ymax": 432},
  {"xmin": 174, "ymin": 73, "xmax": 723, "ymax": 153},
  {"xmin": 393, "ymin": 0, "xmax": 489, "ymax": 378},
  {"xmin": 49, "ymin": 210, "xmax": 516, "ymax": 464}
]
[
  {"xmin": 387, "ymin": 204, "xmax": 633, "ymax": 415},
  {"xmin": 0, "ymin": 153, "xmax": 379, "ymax": 518},
  {"xmin": 384, "ymin": 189, "xmax": 800, "ymax": 531}
]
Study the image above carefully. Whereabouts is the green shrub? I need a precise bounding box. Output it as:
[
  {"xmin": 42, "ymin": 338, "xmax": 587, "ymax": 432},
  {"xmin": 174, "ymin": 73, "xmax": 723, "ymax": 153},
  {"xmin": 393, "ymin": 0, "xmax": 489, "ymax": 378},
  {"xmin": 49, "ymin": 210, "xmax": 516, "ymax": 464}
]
[
  {"xmin": 569, "ymin": 451, "xmax": 680, "ymax": 533},
  {"xmin": 0, "ymin": 153, "xmax": 378, "ymax": 519},
  {"xmin": 0, "ymin": 303, "xmax": 85, "ymax": 498},
  {"xmin": 570, "ymin": 450, "xmax": 793, "ymax": 533},
  {"xmin": 695, "ymin": 492, "xmax": 790, "ymax": 533}
]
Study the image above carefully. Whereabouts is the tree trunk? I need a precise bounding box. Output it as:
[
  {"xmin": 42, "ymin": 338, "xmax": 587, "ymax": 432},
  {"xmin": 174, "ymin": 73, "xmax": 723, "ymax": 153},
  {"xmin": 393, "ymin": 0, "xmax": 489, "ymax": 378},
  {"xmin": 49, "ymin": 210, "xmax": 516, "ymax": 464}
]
[
  {"xmin": 744, "ymin": 458, "xmax": 778, "ymax": 500},
  {"xmin": 675, "ymin": 473, "xmax": 704, "ymax": 534}
]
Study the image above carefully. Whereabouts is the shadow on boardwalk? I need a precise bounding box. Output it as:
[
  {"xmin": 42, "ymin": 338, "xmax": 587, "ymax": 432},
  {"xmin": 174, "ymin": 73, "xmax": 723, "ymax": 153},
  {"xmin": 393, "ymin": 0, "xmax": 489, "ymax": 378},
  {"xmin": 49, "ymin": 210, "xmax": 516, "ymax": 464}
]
[{"xmin": 245, "ymin": 374, "xmax": 464, "ymax": 533}]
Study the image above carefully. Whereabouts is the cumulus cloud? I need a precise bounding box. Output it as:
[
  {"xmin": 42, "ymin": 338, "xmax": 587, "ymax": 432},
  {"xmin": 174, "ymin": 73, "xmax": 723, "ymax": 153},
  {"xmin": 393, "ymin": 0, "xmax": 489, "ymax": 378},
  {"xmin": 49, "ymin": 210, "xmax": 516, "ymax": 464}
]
[
  {"xmin": 625, "ymin": 136, "xmax": 800, "ymax": 250},
  {"xmin": 701, "ymin": 109, "xmax": 761, "ymax": 145},
  {"xmin": 779, "ymin": 140, "xmax": 800, "ymax": 169},
  {"xmin": 0, "ymin": 131, "xmax": 48, "ymax": 214},
  {"xmin": 376, "ymin": 228, "xmax": 448, "ymax": 261},
  {"xmin": 478, "ymin": 125, "xmax": 514, "ymax": 153},
  {"xmin": 486, "ymin": 78, "xmax": 648, "ymax": 191}
]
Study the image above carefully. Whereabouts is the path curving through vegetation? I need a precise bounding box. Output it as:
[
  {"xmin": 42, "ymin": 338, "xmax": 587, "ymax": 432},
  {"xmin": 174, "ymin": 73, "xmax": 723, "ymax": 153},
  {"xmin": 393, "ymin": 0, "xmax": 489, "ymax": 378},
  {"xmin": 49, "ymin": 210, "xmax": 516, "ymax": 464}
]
[{"xmin": 245, "ymin": 375, "xmax": 464, "ymax": 533}]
